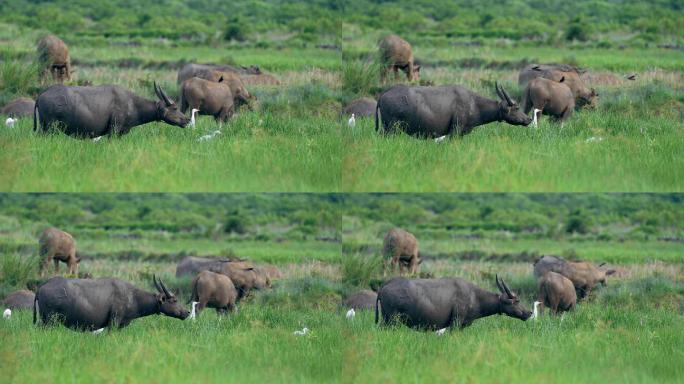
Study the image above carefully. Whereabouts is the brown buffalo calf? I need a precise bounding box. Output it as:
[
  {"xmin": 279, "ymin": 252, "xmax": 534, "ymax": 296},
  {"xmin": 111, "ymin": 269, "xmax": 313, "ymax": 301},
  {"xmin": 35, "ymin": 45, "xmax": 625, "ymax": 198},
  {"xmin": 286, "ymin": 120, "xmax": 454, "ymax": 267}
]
[
  {"xmin": 378, "ymin": 35, "xmax": 420, "ymax": 82},
  {"xmin": 39, "ymin": 227, "xmax": 79, "ymax": 277},
  {"xmin": 190, "ymin": 270, "xmax": 238, "ymax": 316},
  {"xmin": 538, "ymin": 271, "xmax": 576, "ymax": 314},
  {"xmin": 382, "ymin": 228, "xmax": 420, "ymax": 275}
]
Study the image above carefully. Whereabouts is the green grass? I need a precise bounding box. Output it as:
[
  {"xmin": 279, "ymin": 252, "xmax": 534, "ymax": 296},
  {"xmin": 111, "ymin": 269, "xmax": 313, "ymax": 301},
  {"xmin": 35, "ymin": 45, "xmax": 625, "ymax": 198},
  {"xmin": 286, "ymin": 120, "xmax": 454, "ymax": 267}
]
[
  {"xmin": 343, "ymin": 102, "xmax": 683, "ymax": 192},
  {"xmin": 1, "ymin": 279, "xmax": 682, "ymax": 384}
]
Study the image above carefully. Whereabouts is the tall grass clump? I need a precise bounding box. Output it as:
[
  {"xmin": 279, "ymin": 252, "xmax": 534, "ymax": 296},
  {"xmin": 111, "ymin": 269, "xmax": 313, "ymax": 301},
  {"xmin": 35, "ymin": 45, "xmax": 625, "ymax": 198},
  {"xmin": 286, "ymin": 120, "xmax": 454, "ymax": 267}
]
[
  {"xmin": 0, "ymin": 59, "xmax": 40, "ymax": 106},
  {"xmin": 341, "ymin": 252, "xmax": 381, "ymax": 287},
  {"xmin": 342, "ymin": 59, "xmax": 381, "ymax": 96},
  {"xmin": 0, "ymin": 253, "xmax": 39, "ymax": 297}
]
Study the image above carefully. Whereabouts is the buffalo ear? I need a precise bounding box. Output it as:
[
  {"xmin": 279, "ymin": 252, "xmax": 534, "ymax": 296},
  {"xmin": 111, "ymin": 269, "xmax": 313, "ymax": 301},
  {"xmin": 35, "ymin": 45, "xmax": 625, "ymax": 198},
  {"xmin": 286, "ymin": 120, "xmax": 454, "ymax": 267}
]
[
  {"xmin": 559, "ymin": 76, "xmax": 565, "ymax": 83},
  {"xmin": 218, "ymin": 76, "xmax": 224, "ymax": 83},
  {"xmin": 605, "ymin": 269, "xmax": 616, "ymax": 276}
]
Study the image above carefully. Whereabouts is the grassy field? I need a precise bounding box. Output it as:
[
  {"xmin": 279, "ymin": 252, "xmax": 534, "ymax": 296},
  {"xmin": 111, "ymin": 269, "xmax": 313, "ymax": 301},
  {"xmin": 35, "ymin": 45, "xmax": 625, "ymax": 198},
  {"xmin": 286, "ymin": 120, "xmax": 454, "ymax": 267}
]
[
  {"xmin": 341, "ymin": 29, "xmax": 684, "ymax": 192},
  {"xmin": 0, "ymin": 25, "xmax": 342, "ymax": 192},
  {"xmin": 1, "ymin": 194, "xmax": 683, "ymax": 383}
]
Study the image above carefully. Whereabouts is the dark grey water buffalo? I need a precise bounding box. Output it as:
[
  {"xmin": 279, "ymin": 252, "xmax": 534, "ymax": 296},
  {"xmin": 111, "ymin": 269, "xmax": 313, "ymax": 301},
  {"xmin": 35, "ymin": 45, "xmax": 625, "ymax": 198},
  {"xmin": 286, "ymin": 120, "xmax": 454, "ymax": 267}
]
[
  {"xmin": 523, "ymin": 77, "xmax": 576, "ymax": 123},
  {"xmin": 342, "ymin": 290, "xmax": 377, "ymax": 310},
  {"xmin": 176, "ymin": 63, "xmax": 262, "ymax": 85},
  {"xmin": 376, "ymin": 275, "xmax": 531, "ymax": 329},
  {"xmin": 537, "ymin": 271, "xmax": 576, "ymax": 314},
  {"xmin": 189, "ymin": 270, "xmax": 238, "ymax": 316},
  {"xmin": 176, "ymin": 256, "xmax": 233, "ymax": 277},
  {"xmin": 376, "ymin": 83, "xmax": 531, "ymax": 138},
  {"xmin": 3, "ymin": 290, "xmax": 35, "ymax": 310},
  {"xmin": 34, "ymin": 82, "xmax": 189, "ymax": 138},
  {"xmin": 342, "ymin": 97, "xmax": 377, "ymax": 118},
  {"xmin": 518, "ymin": 63, "xmax": 585, "ymax": 87},
  {"xmin": 2, "ymin": 98, "xmax": 35, "ymax": 118},
  {"xmin": 533, "ymin": 255, "xmax": 615, "ymax": 299},
  {"xmin": 34, "ymin": 275, "xmax": 188, "ymax": 331}
]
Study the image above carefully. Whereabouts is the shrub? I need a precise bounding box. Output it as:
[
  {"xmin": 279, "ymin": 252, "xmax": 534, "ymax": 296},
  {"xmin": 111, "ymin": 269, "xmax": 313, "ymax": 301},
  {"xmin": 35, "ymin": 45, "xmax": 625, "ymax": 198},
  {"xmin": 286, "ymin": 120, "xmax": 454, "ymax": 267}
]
[
  {"xmin": 341, "ymin": 252, "xmax": 382, "ymax": 287},
  {"xmin": 342, "ymin": 59, "xmax": 381, "ymax": 96}
]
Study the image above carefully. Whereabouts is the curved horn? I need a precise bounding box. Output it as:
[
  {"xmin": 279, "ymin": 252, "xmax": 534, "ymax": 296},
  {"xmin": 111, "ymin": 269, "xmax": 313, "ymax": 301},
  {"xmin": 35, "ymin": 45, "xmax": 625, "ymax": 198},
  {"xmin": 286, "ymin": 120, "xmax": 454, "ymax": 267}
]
[
  {"xmin": 495, "ymin": 274, "xmax": 504, "ymax": 293},
  {"xmin": 500, "ymin": 277, "xmax": 514, "ymax": 298},
  {"xmin": 152, "ymin": 274, "xmax": 163, "ymax": 293},
  {"xmin": 494, "ymin": 82, "xmax": 504, "ymax": 100},
  {"xmin": 598, "ymin": 262, "xmax": 606, "ymax": 267},
  {"xmin": 156, "ymin": 83, "xmax": 173, "ymax": 106},
  {"xmin": 158, "ymin": 277, "xmax": 172, "ymax": 297},
  {"xmin": 499, "ymin": 84, "xmax": 514, "ymax": 105}
]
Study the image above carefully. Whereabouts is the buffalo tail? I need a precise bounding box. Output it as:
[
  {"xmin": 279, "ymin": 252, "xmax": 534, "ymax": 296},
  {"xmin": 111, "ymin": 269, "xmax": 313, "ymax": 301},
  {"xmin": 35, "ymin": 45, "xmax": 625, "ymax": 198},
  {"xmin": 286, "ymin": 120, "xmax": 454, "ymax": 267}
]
[
  {"xmin": 375, "ymin": 99, "xmax": 380, "ymax": 132},
  {"xmin": 33, "ymin": 296, "xmax": 38, "ymax": 325},
  {"xmin": 374, "ymin": 294, "xmax": 381, "ymax": 325},
  {"xmin": 33, "ymin": 99, "xmax": 38, "ymax": 132}
]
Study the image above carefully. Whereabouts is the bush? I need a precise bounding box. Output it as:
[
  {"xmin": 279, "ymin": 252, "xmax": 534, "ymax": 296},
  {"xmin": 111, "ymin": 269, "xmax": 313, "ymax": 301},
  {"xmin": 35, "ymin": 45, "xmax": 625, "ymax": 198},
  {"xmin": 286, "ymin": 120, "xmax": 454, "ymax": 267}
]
[
  {"xmin": 0, "ymin": 59, "xmax": 41, "ymax": 106},
  {"xmin": 341, "ymin": 252, "xmax": 382, "ymax": 287},
  {"xmin": 342, "ymin": 60, "xmax": 381, "ymax": 96},
  {"xmin": 565, "ymin": 209, "xmax": 592, "ymax": 234},
  {"xmin": 0, "ymin": 253, "xmax": 39, "ymax": 297}
]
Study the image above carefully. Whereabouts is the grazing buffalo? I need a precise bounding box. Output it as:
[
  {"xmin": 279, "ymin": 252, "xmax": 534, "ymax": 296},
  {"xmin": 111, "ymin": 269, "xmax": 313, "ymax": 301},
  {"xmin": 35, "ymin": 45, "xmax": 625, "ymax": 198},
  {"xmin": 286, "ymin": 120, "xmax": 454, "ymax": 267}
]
[
  {"xmin": 180, "ymin": 77, "xmax": 235, "ymax": 122},
  {"xmin": 215, "ymin": 72, "xmax": 256, "ymax": 109},
  {"xmin": 175, "ymin": 256, "xmax": 262, "ymax": 299},
  {"xmin": 533, "ymin": 255, "xmax": 616, "ymax": 299},
  {"xmin": 342, "ymin": 97, "xmax": 377, "ymax": 118},
  {"xmin": 34, "ymin": 275, "xmax": 189, "ymax": 330},
  {"xmin": 537, "ymin": 271, "xmax": 576, "ymax": 314},
  {"xmin": 518, "ymin": 63, "xmax": 585, "ymax": 87},
  {"xmin": 519, "ymin": 64, "xmax": 597, "ymax": 109},
  {"xmin": 382, "ymin": 228, "xmax": 420, "ymax": 275},
  {"xmin": 3, "ymin": 290, "xmax": 35, "ymax": 310},
  {"xmin": 34, "ymin": 82, "xmax": 189, "ymax": 138},
  {"xmin": 189, "ymin": 270, "xmax": 238, "ymax": 316},
  {"xmin": 378, "ymin": 35, "xmax": 420, "ymax": 82},
  {"xmin": 37, "ymin": 35, "xmax": 71, "ymax": 83},
  {"xmin": 376, "ymin": 83, "xmax": 531, "ymax": 138},
  {"xmin": 376, "ymin": 275, "xmax": 531, "ymax": 329},
  {"xmin": 342, "ymin": 290, "xmax": 377, "ymax": 311},
  {"xmin": 176, "ymin": 63, "xmax": 262, "ymax": 85},
  {"xmin": 39, "ymin": 227, "xmax": 79, "ymax": 277},
  {"xmin": 2, "ymin": 98, "xmax": 35, "ymax": 118},
  {"xmin": 523, "ymin": 77, "xmax": 576, "ymax": 123}
]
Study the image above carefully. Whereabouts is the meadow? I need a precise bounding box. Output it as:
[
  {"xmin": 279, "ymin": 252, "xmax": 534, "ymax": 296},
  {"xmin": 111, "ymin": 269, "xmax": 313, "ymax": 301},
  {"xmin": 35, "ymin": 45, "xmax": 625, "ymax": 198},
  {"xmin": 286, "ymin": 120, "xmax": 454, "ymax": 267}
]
[
  {"xmin": 341, "ymin": 28, "xmax": 684, "ymax": 192},
  {"xmin": 1, "ymin": 194, "xmax": 683, "ymax": 383},
  {"xmin": 0, "ymin": 24, "xmax": 342, "ymax": 192}
]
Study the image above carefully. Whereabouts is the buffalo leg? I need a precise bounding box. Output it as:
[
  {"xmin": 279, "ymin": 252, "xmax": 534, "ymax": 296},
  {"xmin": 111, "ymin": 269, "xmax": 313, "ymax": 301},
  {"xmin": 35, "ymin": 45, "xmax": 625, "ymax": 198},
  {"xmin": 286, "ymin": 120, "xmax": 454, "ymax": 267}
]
[
  {"xmin": 53, "ymin": 258, "xmax": 60, "ymax": 273},
  {"xmin": 409, "ymin": 256, "xmax": 419, "ymax": 275}
]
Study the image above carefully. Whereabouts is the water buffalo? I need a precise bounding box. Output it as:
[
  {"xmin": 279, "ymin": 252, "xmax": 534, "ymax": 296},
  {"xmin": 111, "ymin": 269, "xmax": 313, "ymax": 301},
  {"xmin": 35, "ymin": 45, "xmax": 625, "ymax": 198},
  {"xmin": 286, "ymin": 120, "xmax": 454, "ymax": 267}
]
[
  {"xmin": 39, "ymin": 227, "xmax": 79, "ymax": 277},
  {"xmin": 533, "ymin": 256, "xmax": 616, "ymax": 299},
  {"xmin": 376, "ymin": 83, "xmax": 531, "ymax": 138},
  {"xmin": 2, "ymin": 98, "xmax": 35, "ymax": 118},
  {"xmin": 376, "ymin": 275, "xmax": 531, "ymax": 329},
  {"xmin": 382, "ymin": 228, "xmax": 420, "ymax": 275},
  {"xmin": 523, "ymin": 77, "xmax": 575, "ymax": 123},
  {"xmin": 342, "ymin": 290, "xmax": 377, "ymax": 311},
  {"xmin": 189, "ymin": 270, "xmax": 238, "ymax": 316},
  {"xmin": 34, "ymin": 275, "xmax": 189, "ymax": 330},
  {"xmin": 537, "ymin": 271, "xmax": 576, "ymax": 314},
  {"xmin": 180, "ymin": 77, "xmax": 235, "ymax": 122},
  {"xmin": 518, "ymin": 63, "xmax": 585, "ymax": 87},
  {"xmin": 519, "ymin": 64, "xmax": 596, "ymax": 109},
  {"xmin": 37, "ymin": 34, "xmax": 71, "ymax": 83},
  {"xmin": 176, "ymin": 63, "xmax": 262, "ymax": 85},
  {"xmin": 34, "ymin": 82, "xmax": 189, "ymax": 138},
  {"xmin": 3, "ymin": 290, "xmax": 35, "ymax": 310},
  {"xmin": 378, "ymin": 35, "xmax": 420, "ymax": 82},
  {"xmin": 174, "ymin": 256, "xmax": 260, "ymax": 299},
  {"xmin": 342, "ymin": 97, "xmax": 377, "ymax": 118}
]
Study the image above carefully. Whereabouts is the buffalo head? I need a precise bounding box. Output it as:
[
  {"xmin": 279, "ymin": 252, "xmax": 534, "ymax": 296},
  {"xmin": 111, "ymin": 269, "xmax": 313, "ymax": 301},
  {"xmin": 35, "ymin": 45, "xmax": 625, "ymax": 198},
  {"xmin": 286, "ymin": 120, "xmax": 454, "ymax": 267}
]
[
  {"xmin": 153, "ymin": 275, "xmax": 189, "ymax": 320},
  {"xmin": 154, "ymin": 82, "xmax": 191, "ymax": 127},
  {"xmin": 577, "ymin": 87, "xmax": 598, "ymax": 109},
  {"xmin": 495, "ymin": 274, "xmax": 532, "ymax": 321},
  {"xmin": 495, "ymin": 83, "xmax": 532, "ymax": 126}
]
